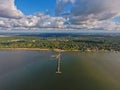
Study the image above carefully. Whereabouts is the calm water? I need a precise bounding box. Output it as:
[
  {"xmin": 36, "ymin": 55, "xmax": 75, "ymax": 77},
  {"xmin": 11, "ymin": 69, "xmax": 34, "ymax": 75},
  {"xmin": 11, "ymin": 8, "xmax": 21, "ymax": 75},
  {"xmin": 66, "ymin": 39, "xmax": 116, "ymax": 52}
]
[{"xmin": 0, "ymin": 50, "xmax": 120, "ymax": 90}]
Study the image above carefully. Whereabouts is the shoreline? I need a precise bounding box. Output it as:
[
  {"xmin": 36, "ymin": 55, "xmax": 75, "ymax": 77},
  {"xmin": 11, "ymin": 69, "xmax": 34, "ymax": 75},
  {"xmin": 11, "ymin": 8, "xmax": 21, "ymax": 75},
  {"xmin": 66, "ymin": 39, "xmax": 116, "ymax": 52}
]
[
  {"xmin": 0, "ymin": 48, "xmax": 119, "ymax": 53},
  {"xmin": 0, "ymin": 48, "xmax": 66, "ymax": 52}
]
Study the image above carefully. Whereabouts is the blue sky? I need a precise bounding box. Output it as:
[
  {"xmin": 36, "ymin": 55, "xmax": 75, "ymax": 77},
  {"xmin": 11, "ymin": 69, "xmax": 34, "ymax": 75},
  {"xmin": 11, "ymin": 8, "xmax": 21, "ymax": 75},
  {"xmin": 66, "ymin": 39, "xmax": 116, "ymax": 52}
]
[{"xmin": 15, "ymin": 0, "xmax": 56, "ymax": 15}]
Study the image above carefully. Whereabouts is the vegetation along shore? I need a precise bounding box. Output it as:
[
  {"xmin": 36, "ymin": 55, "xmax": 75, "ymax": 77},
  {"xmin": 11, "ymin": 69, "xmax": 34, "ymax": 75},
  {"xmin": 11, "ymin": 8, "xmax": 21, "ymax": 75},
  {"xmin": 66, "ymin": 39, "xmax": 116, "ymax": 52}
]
[{"xmin": 0, "ymin": 34, "xmax": 119, "ymax": 52}]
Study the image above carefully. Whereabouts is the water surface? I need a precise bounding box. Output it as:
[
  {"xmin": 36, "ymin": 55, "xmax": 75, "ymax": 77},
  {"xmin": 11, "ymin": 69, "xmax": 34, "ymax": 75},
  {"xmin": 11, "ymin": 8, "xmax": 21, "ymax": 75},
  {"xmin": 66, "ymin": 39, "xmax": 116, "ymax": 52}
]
[{"xmin": 0, "ymin": 50, "xmax": 120, "ymax": 90}]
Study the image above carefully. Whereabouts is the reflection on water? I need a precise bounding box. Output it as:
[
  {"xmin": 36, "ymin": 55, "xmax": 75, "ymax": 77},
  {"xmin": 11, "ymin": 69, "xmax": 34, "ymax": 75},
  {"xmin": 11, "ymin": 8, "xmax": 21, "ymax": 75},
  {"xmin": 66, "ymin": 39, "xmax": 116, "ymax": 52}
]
[{"xmin": 0, "ymin": 50, "xmax": 120, "ymax": 90}]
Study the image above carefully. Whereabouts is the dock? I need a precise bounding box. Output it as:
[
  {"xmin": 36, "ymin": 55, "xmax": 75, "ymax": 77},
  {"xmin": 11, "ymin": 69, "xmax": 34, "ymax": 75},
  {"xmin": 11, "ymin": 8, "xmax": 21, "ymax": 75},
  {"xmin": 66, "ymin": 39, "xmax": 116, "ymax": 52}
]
[
  {"xmin": 52, "ymin": 51, "xmax": 62, "ymax": 74},
  {"xmin": 56, "ymin": 52, "xmax": 62, "ymax": 74}
]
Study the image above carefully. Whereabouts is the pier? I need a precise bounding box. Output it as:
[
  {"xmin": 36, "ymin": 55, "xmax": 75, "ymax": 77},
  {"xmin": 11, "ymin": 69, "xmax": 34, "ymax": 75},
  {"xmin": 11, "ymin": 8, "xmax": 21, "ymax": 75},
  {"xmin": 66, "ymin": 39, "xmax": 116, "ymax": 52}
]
[
  {"xmin": 56, "ymin": 52, "xmax": 62, "ymax": 74},
  {"xmin": 52, "ymin": 51, "xmax": 62, "ymax": 74}
]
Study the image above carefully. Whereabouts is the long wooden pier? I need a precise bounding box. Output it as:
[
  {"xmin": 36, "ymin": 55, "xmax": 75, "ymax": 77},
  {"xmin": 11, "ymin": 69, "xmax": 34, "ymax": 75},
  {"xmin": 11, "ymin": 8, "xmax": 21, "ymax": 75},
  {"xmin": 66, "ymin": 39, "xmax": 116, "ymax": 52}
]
[
  {"xmin": 56, "ymin": 52, "xmax": 62, "ymax": 74},
  {"xmin": 52, "ymin": 51, "xmax": 62, "ymax": 74}
]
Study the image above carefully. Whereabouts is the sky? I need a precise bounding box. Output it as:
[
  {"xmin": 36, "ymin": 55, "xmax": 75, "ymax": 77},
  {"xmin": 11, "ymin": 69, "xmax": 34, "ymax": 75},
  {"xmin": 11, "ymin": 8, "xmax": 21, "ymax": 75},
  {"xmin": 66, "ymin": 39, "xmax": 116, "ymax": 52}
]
[
  {"xmin": 0, "ymin": 0, "xmax": 120, "ymax": 31},
  {"xmin": 15, "ymin": 0, "xmax": 56, "ymax": 15}
]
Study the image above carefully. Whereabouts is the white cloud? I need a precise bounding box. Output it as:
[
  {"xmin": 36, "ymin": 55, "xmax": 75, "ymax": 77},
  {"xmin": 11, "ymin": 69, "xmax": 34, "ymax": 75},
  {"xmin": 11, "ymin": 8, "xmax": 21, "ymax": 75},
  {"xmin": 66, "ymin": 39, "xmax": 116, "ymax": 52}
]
[
  {"xmin": 56, "ymin": 0, "xmax": 120, "ymax": 28},
  {"xmin": 97, "ymin": 21, "xmax": 120, "ymax": 30},
  {"xmin": 0, "ymin": 0, "xmax": 120, "ymax": 31},
  {"xmin": 0, "ymin": 14, "xmax": 65, "ymax": 29},
  {"xmin": 67, "ymin": 20, "xmax": 120, "ymax": 30},
  {"xmin": 0, "ymin": 0, "xmax": 23, "ymax": 18},
  {"xmin": 0, "ymin": 0, "xmax": 65, "ymax": 30}
]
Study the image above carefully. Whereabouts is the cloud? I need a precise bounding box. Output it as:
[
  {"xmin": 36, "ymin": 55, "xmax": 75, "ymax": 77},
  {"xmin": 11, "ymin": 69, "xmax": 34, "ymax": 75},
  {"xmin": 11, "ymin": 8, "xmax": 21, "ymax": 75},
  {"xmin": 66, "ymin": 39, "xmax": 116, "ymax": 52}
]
[
  {"xmin": 66, "ymin": 20, "xmax": 120, "ymax": 30},
  {"xmin": 36, "ymin": 14, "xmax": 65, "ymax": 28},
  {"xmin": 0, "ymin": 0, "xmax": 65, "ymax": 30},
  {"xmin": 55, "ymin": 0, "xmax": 75, "ymax": 15},
  {"xmin": 97, "ymin": 20, "xmax": 120, "ymax": 30},
  {"xmin": 0, "ymin": 14, "xmax": 65, "ymax": 29},
  {"xmin": 56, "ymin": 0, "xmax": 120, "ymax": 25},
  {"xmin": 0, "ymin": 0, "xmax": 120, "ymax": 31},
  {"xmin": 0, "ymin": 0, "xmax": 23, "ymax": 18}
]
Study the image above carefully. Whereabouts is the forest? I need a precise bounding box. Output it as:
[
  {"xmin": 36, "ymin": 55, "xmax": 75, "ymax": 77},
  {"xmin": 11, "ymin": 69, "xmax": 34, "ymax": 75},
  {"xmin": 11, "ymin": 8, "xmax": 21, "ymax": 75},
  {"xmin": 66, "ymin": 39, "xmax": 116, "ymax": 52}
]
[{"xmin": 0, "ymin": 35, "xmax": 120, "ymax": 52}]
